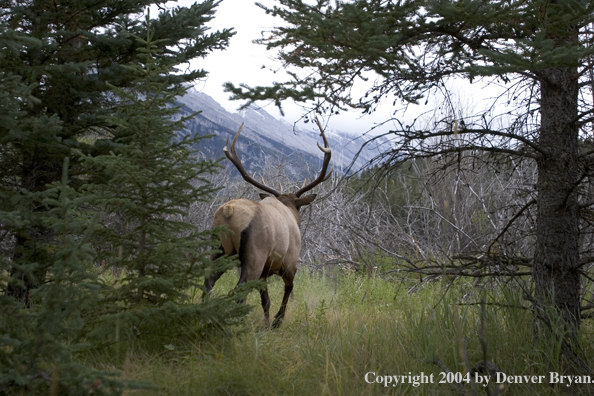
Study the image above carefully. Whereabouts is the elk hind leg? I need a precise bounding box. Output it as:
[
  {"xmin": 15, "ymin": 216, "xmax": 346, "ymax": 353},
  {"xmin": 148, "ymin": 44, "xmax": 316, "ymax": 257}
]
[
  {"xmin": 203, "ymin": 249, "xmax": 227, "ymax": 297},
  {"xmin": 272, "ymin": 272, "xmax": 295, "ymax": 329},
  {"xmin": 234, "ymin": 228, "xmax": 266, "ymax": 305},
  {"xmin": 259, "ymin": 284, "xmax": 271, "ymax": 327},
  {"xmin": 204, "ymin": 270, "xmax": 224, "ymax": 292},
  {"xmin": 234, "ymin": 259, "xmax": 264, "ymax": 304}
]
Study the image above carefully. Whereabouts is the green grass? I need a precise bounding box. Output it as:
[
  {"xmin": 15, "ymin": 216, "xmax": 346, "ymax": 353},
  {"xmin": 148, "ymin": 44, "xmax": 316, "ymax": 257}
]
[{"xmin": 88, "ymin": 272, "xmax": 594, "ymax": 395}]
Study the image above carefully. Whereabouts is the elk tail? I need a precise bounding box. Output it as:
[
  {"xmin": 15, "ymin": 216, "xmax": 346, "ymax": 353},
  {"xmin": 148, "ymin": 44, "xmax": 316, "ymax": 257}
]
[{"xmin": 222, "ymin": 204, "xmax": 234, "ymax": 225}]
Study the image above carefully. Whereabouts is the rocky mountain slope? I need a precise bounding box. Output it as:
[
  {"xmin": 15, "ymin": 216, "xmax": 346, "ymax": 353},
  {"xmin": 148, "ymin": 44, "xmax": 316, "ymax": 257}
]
[{"xmin": 177, "ymin": 88, "xmax": 388, "ymax": 178}]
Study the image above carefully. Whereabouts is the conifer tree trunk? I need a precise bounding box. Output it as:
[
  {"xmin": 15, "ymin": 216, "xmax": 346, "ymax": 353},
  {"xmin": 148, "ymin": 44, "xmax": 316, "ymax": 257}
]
[
  {"xmin": 534, "ymin": 64, "xmax": 581, "ymax": 333},
  {"xmin": 7, "ymin": 151, "xmax": 57, "ymax": 303},
  {"xmin": 221, "ymin": 0, "xmax": 594, "ymax": 339}
]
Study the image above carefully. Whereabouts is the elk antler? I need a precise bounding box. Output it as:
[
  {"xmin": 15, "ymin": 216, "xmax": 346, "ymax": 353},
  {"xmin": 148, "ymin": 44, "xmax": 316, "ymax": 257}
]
[
  {"xmin": 225, "ymin": 123, "xmax": 282, "ymax": 197},
  {"xmin": 295, "ymin": 117, "xmax": 333, "ymax": 197}
]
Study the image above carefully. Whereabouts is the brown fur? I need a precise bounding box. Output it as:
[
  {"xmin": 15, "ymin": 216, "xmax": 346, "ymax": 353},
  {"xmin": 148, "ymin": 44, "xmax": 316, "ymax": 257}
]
[
  {"xmin": 205, "ymin": 194, "xmax": 316, "ymax": 328},
  {"xmin": 205, "ymin": 120, "xmax": 331, "ymax": 328}
]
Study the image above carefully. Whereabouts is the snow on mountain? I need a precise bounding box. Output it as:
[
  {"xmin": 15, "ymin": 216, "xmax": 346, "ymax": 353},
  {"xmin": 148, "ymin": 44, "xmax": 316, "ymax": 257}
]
[{"xmin": 178, "ymin": 88, "xmax": 389, "ymax": 174}]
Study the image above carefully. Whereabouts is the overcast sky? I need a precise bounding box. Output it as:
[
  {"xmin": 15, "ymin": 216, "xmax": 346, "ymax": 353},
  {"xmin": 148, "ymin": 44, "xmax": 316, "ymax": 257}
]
[
  {"xmin": 172, "ymin": 0, "xmax": 504, "ymax": 136},
  {"xmin": 171, "ymin": 0, "xmax": 404, "ymax": 135}
]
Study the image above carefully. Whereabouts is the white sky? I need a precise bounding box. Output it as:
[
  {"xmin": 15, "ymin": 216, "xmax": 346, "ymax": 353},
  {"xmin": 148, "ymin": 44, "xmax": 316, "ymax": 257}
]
[
  {"xmin": 173, "ymin": 0, "xmax": 403, "ymax": 134},
  {"xmin": 173, "ymin": 0, "xmax": 504, "ymax": 135}
]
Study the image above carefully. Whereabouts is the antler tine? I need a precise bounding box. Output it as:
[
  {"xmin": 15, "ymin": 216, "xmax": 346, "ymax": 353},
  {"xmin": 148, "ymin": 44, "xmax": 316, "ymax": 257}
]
[
  {"xmin": 295, "ymin": 117, "xmax": 333, "ymax": 197},
  {"xmin": 323, "ymin": 164, "xmax": 334, "ymax": 181},
  {"xmin": 317, "ymin": 141, "xmax": 331, "ymax": 154},
  {"xmin": 224, "ymin": 123, "xmax": 282, "ymax": 197},
  {"xmin": 316, "ymin": 116, "xmax": 330, "ymax": 148}
]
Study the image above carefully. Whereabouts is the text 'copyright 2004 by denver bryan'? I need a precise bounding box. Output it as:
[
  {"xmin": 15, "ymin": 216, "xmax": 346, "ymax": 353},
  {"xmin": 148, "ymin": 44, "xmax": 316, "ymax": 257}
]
[{"xmin": 364, "ymin": 372, "xmax": 594, "ymax": 387}]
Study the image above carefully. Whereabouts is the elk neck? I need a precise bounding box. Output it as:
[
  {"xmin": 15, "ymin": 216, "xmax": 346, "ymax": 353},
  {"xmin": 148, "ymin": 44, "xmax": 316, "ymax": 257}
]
[{"xmin": 275, "ymin": 194, "xmax": 303, "ymax": 225}]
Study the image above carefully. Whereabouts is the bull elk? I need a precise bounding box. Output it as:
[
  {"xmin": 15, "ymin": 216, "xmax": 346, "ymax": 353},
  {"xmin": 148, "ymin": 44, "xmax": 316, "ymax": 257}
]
[{"xmin": 205, "ymin": 119, "xmax": 332, "ymax": 328}]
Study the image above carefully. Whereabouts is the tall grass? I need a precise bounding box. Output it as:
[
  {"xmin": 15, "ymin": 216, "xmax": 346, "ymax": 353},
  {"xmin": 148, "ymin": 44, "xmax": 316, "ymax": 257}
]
[{"xmin": 88, "ymin": 272, "xmax": 594, "ymax": 395}]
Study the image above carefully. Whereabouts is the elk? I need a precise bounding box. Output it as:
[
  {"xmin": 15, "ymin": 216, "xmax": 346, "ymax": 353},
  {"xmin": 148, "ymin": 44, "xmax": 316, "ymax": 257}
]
[{"xmin": 205, "ymin": 119, "xmax": 332, "ymax": 328}]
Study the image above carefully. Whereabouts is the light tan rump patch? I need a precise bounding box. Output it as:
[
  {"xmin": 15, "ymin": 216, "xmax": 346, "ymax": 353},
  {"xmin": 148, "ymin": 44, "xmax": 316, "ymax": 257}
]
[{"xmin": 222, "ymin": 204, "xmax": 234, "ymax": 218}]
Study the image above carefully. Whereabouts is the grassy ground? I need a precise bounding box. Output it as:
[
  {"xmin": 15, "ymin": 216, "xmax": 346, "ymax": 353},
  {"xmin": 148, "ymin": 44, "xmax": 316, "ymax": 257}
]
[{"xmin": 91, "ymin": 271, "xmax": 594, "ymax": 395}]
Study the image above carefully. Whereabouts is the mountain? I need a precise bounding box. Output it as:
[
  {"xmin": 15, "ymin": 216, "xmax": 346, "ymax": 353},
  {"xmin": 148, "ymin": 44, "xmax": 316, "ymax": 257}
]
[{"xmin": 176, "ymin": 88, "xmax": 388, "ymax": 179}]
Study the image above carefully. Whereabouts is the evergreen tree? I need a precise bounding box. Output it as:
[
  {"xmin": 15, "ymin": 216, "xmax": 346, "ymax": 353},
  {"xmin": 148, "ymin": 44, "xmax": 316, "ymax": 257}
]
[
  {"xmin": 225, "ymin": 0, "xmax": 594, "ymax": 351},
  {"xmin": 0, "ymin": 1, "xmax": 244, "ymax": 393},
  {"xmin": 1, "ymin": 159, "xmax": 123, "ymax": 395},
  {"xmin": 83, "ymin": 23, "xmax": 249, "ymax": 342},
  {"xmin": 0, "ymin": 0, "xmax": 234, "ymax": 302}
]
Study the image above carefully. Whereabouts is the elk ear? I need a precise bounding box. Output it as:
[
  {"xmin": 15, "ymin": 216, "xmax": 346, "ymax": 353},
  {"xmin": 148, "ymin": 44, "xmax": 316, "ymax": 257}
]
[
  {"xmin": 295, "ymin": 194, "xmax": 317, "ymax": 209},
  {"xmin": 259, "ymin": 193, "xmax": 271, "ymax": 200}
]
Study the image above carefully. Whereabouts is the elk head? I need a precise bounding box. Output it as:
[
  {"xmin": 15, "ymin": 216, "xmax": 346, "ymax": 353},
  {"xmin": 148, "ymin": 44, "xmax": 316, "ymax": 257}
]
[{"xmin": 223, "ymin": 117, "xmax": 333, "ymax": 209}]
